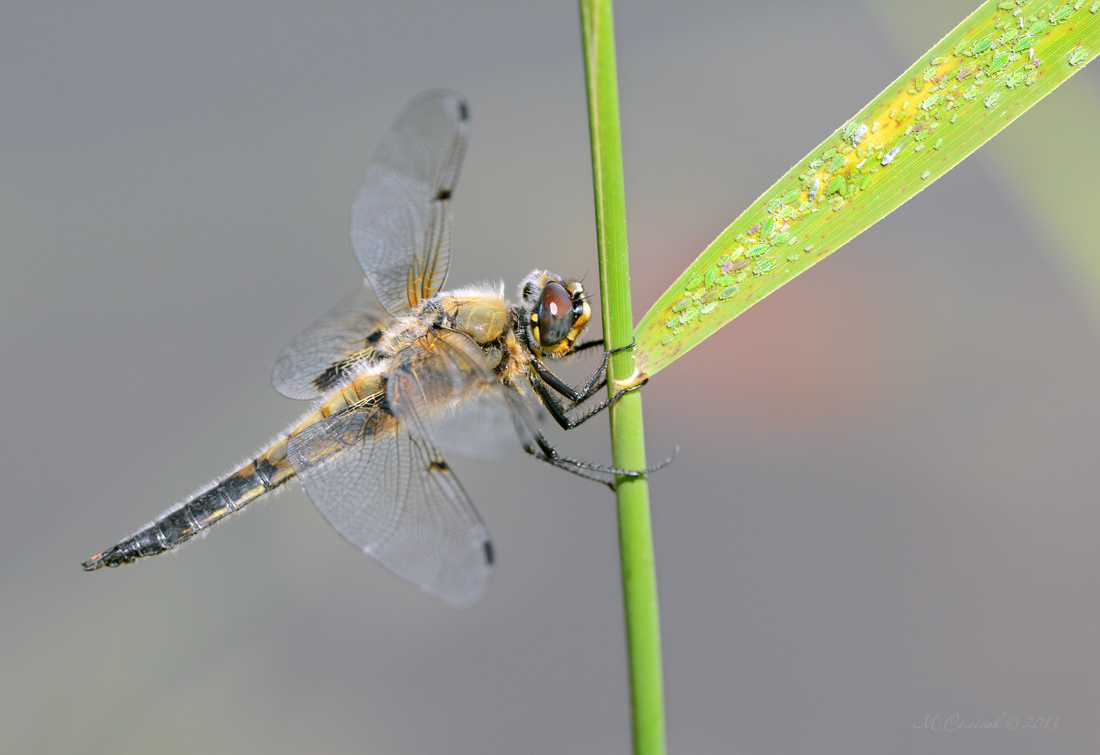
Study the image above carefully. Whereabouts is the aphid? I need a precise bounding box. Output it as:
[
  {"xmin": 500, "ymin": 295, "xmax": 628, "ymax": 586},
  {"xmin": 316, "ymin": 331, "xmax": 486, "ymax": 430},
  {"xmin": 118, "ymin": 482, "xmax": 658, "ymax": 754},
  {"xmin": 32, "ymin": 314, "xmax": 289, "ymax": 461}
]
[
  {"xmin": 828, "ymin": 154, "xmax": 845, "ymax": 172},
  {"xmin": 783, "ymin": 188, "xmax": 800, "ymax": 204},
  {"xmin": 1029, "ymin": 19, "xmax": 1049, "ymax": 35},
  {"xmin": 808, "ymin": 176, "xmax": 820, "ymax": 201},
  {"xmin": 850, "ymin": 123, "xmax": 869, "ymax": 147},
  {"xmin": 881, "ymin": 145, "xmax": 901, "ymax": 165},
  {"xmin": 827, "ymin": 176, "xmax": 846, "ymax": 195},
  {"xmin": 770, "ymin": 232, "xmax": 789, "ymax": 248},
  {"xmin": 685, "ymin": 274, "xmax": 703, "ymax": 290},
  {"xmin": 752, "ymin": 257, "xmax": 778, "ymax": 276},
  {"xmin": 1068, "ymin": 46, "xmax": 1089, "ymax": 65},
  {"xmin": 766, "ymin": 198, "xmax": 782, "ymax": 214},
  {"xmin": 704, "ymin": 268, "xmax": 717, "ymax": 288},
  {"xmin": 672, "ymin": 298, "xmax": 690, "ymax": 313},
  {"xmin": 760, "ymin": 216, "xmax": 775, "ymax": 237},
  {"xmin": 984, "ymin": 91, "xmax": 1002, "ymax": 108},
  {"xmin": 921, "ymin": 170, "xmax": 932, "ymax": 179},
  {"xmin": 746, "ymin": 244, "xmax": 770, "ymax": 258},
  {"xmin": 1049, "ymin": 5, "xmax": 1074, "ymax": 23},
  {"xmin": 971, "ymin": 37, "xmax": 993, "ymax": 55}
]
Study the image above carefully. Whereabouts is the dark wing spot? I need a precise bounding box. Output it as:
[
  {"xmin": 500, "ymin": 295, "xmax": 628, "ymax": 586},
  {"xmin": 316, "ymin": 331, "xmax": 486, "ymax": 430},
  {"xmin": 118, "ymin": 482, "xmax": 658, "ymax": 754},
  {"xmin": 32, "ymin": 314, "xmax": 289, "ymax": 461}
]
[
  {"xmin": 313, "ymin": 363, "xmax": 346, "ymax": 392},
  {"xmin": 428, "ymin": 460, "xmax": 450, "ymax": 472},
  {"xmin": 458, "ymin": 101, "xmax": 469, "ymax": 120},
  {"xmin": 436, "ymin": 189, "xmax": 452, "ymax": 200},
  {"xmin": 483, "ymin": 541, "xmax": 494, "ymax": 565},
  {"xmin": 312, "ymin": 351, "xmax": 376, "ymax": 393}
]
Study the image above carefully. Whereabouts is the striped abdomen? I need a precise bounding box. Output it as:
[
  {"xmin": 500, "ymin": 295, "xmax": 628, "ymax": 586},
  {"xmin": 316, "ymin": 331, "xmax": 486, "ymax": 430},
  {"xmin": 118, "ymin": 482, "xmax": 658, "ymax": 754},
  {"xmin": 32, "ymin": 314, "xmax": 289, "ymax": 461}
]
[{"xmin": 81, "ymin": 438, "xmax": 295, "ymax": 571}]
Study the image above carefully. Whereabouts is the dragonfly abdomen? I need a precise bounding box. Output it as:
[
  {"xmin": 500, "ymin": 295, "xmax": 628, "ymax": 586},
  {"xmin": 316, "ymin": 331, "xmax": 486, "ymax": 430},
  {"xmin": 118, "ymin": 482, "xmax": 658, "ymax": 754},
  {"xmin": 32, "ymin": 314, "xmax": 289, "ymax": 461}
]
[{"xmin": 81, "ymin": 439, "xmax": 294, "ymax": 571}]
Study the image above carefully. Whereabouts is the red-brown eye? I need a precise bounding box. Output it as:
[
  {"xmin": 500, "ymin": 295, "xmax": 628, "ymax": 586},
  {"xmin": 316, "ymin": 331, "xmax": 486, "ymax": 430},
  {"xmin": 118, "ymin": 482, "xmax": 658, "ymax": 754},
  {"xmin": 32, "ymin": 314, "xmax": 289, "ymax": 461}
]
[{"xmin": 536, "ymin": 281, "xmax": 575, "ymax": 348}]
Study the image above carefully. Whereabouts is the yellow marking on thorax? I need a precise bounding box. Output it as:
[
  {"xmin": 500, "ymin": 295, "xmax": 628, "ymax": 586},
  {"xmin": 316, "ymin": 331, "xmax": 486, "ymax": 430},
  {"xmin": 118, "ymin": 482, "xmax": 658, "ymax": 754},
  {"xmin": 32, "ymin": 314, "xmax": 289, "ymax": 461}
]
[{"xmin": 444, "ymin": 295, "xmax": 508, "ymax": 345}]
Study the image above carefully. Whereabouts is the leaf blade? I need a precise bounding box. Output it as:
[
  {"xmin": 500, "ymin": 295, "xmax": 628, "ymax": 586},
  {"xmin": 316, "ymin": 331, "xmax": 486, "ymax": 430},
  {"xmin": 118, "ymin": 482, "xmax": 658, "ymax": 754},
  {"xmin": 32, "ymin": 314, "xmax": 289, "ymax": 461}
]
[{"xmin": 634, "ymin": 0, "xmax": 1100, "ymax": 378}]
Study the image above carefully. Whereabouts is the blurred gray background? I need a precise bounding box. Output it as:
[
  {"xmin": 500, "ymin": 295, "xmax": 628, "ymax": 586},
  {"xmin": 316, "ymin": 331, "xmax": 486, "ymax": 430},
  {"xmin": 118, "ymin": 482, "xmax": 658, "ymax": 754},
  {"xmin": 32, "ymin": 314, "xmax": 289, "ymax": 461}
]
[{"xmin": 4, "ymin": 2, "xmax": 1100, "ymax": 753}]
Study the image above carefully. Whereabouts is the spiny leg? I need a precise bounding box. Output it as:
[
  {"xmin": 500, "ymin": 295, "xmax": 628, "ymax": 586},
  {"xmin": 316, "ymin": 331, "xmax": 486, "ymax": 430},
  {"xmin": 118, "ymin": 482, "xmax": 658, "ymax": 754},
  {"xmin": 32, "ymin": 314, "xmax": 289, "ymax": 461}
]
[
  {"xmin": 532, "ymin": 373, "xmax": 648, "ymax": 431},
  {"xmin": 532, "ymin": 339, "xmax": 636, "ymax": 405},
  {"xmin": 523, "ymin": 429, "xmax": 675, "ymax": 490}
]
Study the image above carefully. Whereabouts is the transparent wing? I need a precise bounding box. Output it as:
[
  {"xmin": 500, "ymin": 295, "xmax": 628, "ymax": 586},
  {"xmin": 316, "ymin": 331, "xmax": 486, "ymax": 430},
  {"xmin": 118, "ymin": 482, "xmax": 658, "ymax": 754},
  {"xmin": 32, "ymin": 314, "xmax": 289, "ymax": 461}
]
[
  {"xmin": 352, "ymin": 90, "xmax": 469, "ymax": 316},
  {"xmin": 286, "ymin": 391, "xmax": 493, "ymax": 608},
  {"xmin": 272, "ymin": 285, "xmax": 394, "ymax": 400},
  {"xmin": 386, "ymin": 329, "xmax": 538, "ymax": 461}
]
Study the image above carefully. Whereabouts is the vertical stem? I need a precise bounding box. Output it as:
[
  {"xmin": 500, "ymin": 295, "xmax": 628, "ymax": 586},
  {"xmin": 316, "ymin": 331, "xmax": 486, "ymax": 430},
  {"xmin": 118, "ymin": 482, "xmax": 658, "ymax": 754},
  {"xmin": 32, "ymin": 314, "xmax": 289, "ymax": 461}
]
[{"xmin": 578, "ymin": 2, "xmax": 666, "ymax": 753}]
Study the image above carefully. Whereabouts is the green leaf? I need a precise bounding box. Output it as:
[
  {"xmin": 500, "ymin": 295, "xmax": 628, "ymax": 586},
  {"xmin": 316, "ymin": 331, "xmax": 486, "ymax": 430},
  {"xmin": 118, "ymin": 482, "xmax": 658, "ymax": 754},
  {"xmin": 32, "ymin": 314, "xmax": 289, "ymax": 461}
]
[{"xmin": 631, "ymin": 0, "xmax": 1100, "ymax": 380}]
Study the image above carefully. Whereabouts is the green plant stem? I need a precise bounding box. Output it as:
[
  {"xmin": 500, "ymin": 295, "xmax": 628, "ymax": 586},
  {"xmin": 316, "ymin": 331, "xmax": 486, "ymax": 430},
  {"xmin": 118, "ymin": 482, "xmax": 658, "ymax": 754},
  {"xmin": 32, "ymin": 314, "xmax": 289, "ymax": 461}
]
[{"xmin": 578, "ymin": 1, "xmax": 666, "ymax": 753}]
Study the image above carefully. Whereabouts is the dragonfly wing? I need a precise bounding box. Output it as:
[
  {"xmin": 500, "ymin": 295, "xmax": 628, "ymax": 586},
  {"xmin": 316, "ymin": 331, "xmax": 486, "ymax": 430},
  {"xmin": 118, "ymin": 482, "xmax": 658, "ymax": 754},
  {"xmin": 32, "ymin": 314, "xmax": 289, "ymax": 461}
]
[
  {"xmin": 386, "ymin": 329, "xmax": 537, "ymax": 460},
  {"xmin": 272, "ymin": 285, "xmax": 394, "ymax": 400},
  {"xmin": 352, "ymin": 90, "xmax": 469, "ymax": 316},
  {"xmin": 286, "ymin": 393, "xmax": 493, "ymax": 607}
]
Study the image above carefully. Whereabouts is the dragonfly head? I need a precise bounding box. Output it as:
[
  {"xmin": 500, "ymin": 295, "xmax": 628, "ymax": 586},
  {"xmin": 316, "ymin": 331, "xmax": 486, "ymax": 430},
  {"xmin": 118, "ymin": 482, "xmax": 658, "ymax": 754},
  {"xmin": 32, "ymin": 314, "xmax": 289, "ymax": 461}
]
[{"xmin": 516, "ymin": 270, "xmax": 591, "ymax": 358}]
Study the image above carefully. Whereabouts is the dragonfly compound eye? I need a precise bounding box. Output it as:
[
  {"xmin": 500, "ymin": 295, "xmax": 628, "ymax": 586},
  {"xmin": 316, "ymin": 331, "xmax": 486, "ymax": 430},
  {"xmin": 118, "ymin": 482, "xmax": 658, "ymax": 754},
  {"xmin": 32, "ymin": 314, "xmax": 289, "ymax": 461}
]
[{"xmin": 536, "ymin": 281, "xmax": 575, "ymax": 348}]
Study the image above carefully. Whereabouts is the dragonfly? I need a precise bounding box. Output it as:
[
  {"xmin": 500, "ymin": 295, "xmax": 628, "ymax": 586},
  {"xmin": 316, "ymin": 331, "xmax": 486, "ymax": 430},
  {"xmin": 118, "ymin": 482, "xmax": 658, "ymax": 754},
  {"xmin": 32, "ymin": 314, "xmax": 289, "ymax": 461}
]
[{"xmin": 82, "ymin": 90, "xmax": 656, "ymax": 607}]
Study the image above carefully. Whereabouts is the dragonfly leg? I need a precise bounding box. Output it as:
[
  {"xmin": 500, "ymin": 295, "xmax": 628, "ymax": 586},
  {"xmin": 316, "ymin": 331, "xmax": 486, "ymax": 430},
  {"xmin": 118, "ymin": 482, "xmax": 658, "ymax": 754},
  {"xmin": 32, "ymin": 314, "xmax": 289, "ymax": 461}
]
[
  {"xmin": 532, "ymin": 339, "xmax": 637, "ymax": 407},
  {"xmin": 523, "ymin": 430, "xmax": 676, "ymax": 490},
  {"xmin": 532, "ymin": 372, "xmax": 648, "ymax": 431}
]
